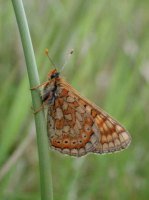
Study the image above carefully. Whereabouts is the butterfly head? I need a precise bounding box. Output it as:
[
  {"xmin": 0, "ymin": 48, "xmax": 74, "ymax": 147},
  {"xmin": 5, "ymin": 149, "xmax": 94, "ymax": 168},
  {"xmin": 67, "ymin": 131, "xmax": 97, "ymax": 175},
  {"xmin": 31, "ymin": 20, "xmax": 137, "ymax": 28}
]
[{"xmin": 48, "ymin": 69, "xmax": 60, "ymax": 80}]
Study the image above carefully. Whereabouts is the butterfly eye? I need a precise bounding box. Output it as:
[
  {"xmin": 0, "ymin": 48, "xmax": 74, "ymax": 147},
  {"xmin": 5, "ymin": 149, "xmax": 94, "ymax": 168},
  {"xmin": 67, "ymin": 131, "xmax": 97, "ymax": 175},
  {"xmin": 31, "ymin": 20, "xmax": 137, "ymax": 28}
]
[{"xmin": 50, "ymin": 72, "xmax": 59, "ymax": 79}]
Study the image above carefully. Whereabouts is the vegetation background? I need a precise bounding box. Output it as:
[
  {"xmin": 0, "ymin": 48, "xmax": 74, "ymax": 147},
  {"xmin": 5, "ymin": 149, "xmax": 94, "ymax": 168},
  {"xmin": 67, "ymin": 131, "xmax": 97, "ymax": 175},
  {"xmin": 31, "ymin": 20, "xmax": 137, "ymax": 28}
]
[{"xmin": 0, "ymin": 0, "xmax": 149, "ymax": 199}]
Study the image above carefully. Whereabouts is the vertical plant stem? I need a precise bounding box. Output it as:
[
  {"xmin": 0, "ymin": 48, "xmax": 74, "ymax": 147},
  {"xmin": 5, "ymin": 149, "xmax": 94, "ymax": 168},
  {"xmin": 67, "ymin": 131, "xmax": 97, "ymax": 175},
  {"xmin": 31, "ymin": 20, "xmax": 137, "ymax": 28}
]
[{"xmin": 11, "ymin": 0, "xmax": 53, "ymax": 199}]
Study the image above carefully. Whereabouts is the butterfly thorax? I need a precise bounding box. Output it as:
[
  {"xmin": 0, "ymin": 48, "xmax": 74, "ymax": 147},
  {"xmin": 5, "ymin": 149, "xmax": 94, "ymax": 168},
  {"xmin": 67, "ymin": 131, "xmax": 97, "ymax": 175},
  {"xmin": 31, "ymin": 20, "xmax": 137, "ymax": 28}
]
[{"xmin": 42, "ymin": 69, "xmax": 60, "ymax": 105}]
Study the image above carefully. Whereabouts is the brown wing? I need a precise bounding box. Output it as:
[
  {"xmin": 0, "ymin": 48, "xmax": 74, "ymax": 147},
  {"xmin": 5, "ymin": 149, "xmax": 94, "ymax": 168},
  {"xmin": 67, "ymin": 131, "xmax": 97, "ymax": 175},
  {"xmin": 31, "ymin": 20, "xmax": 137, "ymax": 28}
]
[{"xmin": 47, "ymin": 78, "xmax": 131, "ymax": 157}]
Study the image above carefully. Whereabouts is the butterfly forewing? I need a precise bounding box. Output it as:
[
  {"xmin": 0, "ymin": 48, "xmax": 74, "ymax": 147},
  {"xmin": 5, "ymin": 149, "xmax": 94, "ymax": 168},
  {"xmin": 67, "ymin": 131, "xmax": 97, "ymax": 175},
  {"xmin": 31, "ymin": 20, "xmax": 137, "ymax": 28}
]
[{"xmin": 44, "ymin": 71, "xmax": 131, "ymax": 157}]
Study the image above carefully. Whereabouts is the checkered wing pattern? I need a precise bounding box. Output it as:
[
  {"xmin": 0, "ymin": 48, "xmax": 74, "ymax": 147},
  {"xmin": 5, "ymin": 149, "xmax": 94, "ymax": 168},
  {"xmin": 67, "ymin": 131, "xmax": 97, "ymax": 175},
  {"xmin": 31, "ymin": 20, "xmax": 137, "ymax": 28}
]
[{"xmin": 45, "ymin": 74, "xmax": 131, "ymax": 157}]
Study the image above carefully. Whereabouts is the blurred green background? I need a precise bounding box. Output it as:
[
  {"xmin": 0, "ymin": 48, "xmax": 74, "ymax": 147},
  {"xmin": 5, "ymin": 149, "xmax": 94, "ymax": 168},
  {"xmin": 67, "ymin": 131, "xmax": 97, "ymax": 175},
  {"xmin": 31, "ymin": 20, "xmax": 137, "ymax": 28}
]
[{"xmin": 0, "ymin": 0, "xmax": 149, "ymax": 200}]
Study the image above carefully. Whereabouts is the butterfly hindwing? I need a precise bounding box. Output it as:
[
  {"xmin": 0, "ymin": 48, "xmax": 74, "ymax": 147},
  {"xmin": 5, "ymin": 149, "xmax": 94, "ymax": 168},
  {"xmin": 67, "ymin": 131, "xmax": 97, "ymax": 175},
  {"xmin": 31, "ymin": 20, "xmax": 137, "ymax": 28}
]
[{"xmin": 46, "ymin": 79, "xmax": 131, "ymax": 157}]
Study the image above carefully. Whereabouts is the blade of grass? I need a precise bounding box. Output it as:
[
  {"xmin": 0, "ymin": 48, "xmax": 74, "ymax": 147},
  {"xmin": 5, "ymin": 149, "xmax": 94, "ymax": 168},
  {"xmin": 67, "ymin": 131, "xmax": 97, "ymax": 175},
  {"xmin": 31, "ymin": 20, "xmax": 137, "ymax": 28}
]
[{"xmin": 11, "ymin": 0, "xmax": 53, "ymax": 199}]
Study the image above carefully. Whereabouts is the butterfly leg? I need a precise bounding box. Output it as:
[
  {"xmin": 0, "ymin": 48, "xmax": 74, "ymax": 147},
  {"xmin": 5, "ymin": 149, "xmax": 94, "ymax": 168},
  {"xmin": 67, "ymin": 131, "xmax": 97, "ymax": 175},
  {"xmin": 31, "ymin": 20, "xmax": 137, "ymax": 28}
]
[
  {"xmin": 33, "ymin": 100, "xmax": 49, "ymax": 114},
  {"xmin": 33, "ymin": 94, "xmax": 53, "ymax": 114},
  {"xmin": 30, "ymin": 81, "xmax": 48, "ymax": 90},
  {"xmin": 32, "ymin": 104, "xmax": 45, "ymax": 114}
]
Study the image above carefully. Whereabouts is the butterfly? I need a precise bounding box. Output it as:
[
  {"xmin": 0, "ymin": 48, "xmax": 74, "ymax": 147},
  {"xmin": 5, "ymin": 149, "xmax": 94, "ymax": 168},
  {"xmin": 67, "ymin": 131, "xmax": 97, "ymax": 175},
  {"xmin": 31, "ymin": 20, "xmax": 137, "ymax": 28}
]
[{"xmin": 32, "ymin": 57, "xmax": 131, "ymax": 157}]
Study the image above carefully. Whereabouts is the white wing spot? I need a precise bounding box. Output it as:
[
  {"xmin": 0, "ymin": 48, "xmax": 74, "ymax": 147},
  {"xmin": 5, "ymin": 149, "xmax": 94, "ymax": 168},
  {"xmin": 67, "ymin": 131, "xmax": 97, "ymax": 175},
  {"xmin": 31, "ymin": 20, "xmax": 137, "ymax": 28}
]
[
  {"xmin": 65, "ymin": 114, "xmax": 72, "ymax": 120},
  {"xmin": 67, "ymin": 96, "xmax": 75, "ymax": 103},
  {"xmin": 86, "ymin": 105, "xmax": 92, "ymax": 114},
  {"xmin": 76, "ymin": 106, "xmax": 85, "ymax": 114},
  {"xmin": 55, "ymin": 108, "xmax": 63, "ymax": 119},
  {"xmin": 62, "ymin": 102, "xmax": 68, "ymax": 110}
]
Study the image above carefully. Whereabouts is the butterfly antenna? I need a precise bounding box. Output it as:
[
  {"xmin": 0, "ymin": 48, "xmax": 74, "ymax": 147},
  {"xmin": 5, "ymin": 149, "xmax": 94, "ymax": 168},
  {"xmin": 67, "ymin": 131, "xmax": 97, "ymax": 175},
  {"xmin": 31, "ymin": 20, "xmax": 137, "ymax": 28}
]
[
  {"xmin": 60, "ymin": 49, "xmax": 74, "ymax": 72},
  {"xmin": 45, "ymin": 48, "xmax": 56, "ymax": 68}
]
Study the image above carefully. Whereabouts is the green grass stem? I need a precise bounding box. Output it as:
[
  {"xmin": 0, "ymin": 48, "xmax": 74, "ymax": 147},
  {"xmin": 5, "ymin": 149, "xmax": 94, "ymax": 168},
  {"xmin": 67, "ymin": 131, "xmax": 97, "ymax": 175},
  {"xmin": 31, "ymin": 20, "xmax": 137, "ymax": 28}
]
[{"xmin": 11, "ymin": 0, "xmax": 53, "ymax": 199}]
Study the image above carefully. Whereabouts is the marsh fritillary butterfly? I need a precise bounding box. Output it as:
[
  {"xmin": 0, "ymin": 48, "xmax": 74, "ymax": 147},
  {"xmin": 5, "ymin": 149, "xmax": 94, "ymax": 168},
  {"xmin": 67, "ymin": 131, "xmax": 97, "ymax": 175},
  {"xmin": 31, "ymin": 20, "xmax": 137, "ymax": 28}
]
[{"xmin": 32, "ymin": 54, "xmax": 131, "ymax": 157}]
